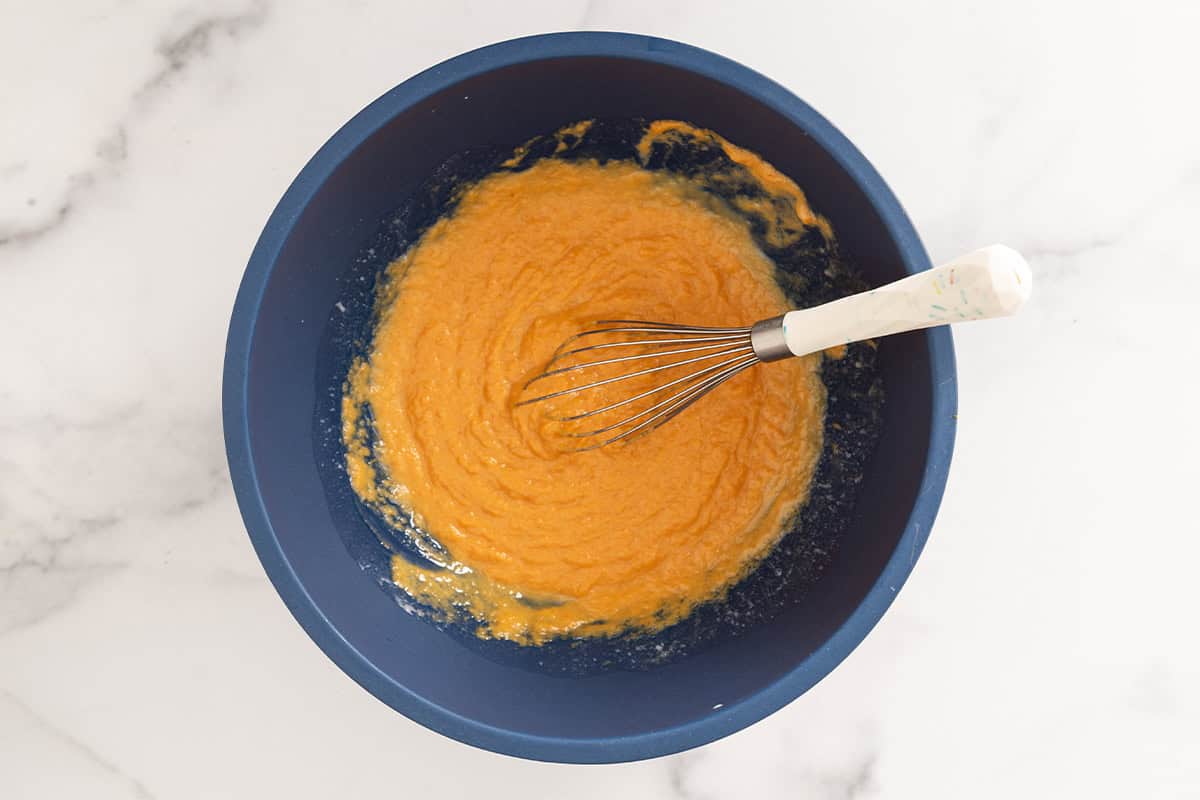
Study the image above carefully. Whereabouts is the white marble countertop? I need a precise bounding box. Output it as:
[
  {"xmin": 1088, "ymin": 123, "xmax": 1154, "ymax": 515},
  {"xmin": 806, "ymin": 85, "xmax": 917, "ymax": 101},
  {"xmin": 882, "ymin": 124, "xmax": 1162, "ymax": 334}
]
[{"xmin": 2, "ymin": 1, "xmax": 1197, "ymax": 797}]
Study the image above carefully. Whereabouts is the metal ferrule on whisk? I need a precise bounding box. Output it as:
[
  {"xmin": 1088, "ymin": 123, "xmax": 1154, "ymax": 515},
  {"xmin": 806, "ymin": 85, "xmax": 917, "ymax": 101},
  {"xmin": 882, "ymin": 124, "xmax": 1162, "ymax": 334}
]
[{"xmin": 749, "ymin": 315, "xmax": 791, "ymax": 362}]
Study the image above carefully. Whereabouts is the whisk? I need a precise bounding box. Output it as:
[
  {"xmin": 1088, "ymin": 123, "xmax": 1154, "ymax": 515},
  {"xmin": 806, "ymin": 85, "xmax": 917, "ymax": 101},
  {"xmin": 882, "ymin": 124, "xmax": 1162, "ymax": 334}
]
[{"xmin": 518, "ymin": 245, "xmax": 1032, "ymax": 450}]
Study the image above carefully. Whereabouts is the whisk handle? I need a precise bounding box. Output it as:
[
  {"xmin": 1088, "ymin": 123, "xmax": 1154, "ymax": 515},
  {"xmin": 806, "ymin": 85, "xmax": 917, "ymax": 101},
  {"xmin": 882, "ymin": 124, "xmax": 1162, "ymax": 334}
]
[{"xmin": 777, "ymin": 244, "xmax": 1032, "ymax": 357}]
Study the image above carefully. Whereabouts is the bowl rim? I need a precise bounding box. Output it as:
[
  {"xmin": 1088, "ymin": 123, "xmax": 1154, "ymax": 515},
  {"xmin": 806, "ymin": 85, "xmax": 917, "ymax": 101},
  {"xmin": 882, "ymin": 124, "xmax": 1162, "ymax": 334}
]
[{"xmin": 222, "ymin": 30, "xmax": 956, "ymax": 764}]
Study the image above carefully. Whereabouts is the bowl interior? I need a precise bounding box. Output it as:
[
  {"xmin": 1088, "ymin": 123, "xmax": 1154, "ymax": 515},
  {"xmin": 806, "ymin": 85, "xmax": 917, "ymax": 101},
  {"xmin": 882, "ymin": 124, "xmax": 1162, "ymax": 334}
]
[{"xmin": 231, "ymin": 39, "xmax": 943, "ymax": 762}]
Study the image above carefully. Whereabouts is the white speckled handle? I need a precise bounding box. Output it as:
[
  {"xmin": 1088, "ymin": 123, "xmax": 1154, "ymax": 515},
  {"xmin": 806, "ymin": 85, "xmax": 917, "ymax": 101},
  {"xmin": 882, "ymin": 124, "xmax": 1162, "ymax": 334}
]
[{"xmin": 779, "ymin": 244, "xmax": 1032, "ymax": 357}]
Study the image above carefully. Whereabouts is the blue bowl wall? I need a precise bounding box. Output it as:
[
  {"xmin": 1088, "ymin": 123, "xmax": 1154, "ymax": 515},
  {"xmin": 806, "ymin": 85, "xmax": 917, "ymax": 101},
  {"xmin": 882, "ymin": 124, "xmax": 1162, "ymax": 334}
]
[{"xmin": 223, "ymin": 33, "xmax": 955, "ymax": 763}]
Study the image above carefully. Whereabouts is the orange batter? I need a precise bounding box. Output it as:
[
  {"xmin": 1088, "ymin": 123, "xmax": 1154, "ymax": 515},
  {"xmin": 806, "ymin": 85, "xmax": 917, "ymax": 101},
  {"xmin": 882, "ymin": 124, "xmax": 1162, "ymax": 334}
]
[{"xmin": 343, "ymin": 122, "xmax": 832, "ymax": 644}]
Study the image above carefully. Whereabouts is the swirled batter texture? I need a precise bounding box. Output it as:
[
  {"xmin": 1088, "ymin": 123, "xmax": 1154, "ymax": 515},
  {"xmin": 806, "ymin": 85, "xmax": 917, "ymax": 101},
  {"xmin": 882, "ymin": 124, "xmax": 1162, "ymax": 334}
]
[{"xmin": 343, "ymin": 122, "xmax": 832, "ymax": 644}]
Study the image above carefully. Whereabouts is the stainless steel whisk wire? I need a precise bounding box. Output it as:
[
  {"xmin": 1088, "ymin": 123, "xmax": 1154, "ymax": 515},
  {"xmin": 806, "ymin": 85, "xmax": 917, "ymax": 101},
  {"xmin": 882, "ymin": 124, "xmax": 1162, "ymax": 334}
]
[{"xmin": 516, "ymin": 320, "xmax": 769, "ymax": 450}]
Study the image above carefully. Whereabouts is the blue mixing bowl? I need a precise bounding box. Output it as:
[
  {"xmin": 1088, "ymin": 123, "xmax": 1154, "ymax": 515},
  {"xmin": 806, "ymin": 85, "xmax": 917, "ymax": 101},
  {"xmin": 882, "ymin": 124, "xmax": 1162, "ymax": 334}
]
[{"xmin": 222, "ymin": 32, "xmax": 955, "ymax": 763}]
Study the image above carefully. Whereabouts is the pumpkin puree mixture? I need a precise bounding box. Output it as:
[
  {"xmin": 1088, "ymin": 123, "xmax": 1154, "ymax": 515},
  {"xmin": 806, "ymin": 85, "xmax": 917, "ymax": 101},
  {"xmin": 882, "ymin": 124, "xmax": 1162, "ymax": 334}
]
[{"xmin": 343, "ymin": 122, "xmax": 832, "ymax": 644}]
